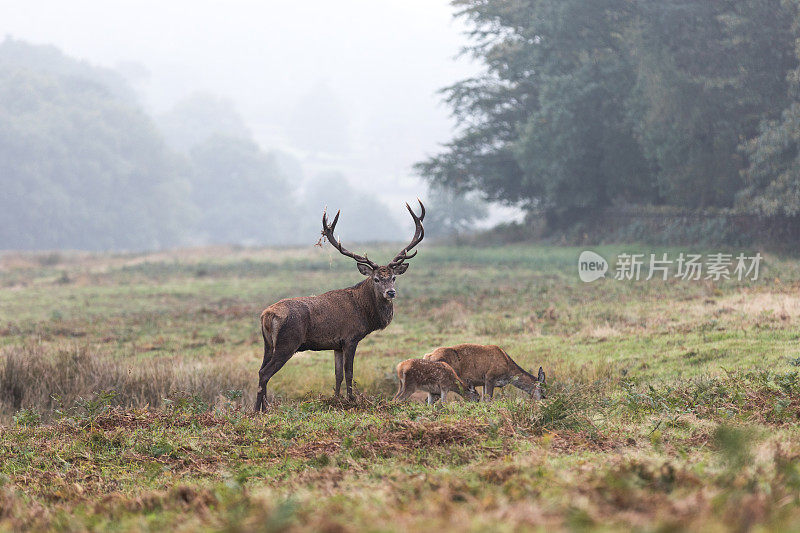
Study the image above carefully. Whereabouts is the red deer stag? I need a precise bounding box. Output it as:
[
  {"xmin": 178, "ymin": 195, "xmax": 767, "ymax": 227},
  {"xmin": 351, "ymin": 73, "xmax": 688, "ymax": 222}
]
[{"xmin": 253, "ymin": 201, "xmax": 425, "ymax": 411}]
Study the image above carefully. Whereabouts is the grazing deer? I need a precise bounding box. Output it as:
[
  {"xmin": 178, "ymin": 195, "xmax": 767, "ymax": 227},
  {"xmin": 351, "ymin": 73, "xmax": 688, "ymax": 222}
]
[
  {"xmin": 424, "ymin": 344, "xmax": 546, "ymax": 401},
  {"xmin": 393, "ymin": 359, "xmax": 480, "ymax": 405},
  {"xmin": 253, "ymin": 201, "xmax": 425, "ymax": 412}
]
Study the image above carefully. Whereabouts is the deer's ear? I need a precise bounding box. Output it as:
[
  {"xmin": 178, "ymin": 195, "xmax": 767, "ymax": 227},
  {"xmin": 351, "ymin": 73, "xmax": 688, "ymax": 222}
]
[
  {"xmin": 356, "ymin": 263, "xmax": 373, "ymax": 276},
  {"xmin": 393, "ymin": 263, "xmax": 409, "ymax": 275}
]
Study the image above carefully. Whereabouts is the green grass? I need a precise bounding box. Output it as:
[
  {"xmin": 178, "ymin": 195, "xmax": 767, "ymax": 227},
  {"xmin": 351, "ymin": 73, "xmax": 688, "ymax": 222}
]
[{"xmin": 2, "ymin": 243, "xmax": 800, "ymax": 531}]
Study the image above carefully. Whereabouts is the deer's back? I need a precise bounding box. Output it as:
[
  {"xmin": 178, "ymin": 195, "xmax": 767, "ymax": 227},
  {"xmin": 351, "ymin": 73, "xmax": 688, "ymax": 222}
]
[
  {"xmin": 262, "ymin": 287, "xmax": 375, "ymax": 351},
  {"xmin": 397, "ymin": 359, "xmax": 460, "ymax": 389},
  {"xmin": 425, "ymin": 344, "xmax": 519, "ymax": 386}
]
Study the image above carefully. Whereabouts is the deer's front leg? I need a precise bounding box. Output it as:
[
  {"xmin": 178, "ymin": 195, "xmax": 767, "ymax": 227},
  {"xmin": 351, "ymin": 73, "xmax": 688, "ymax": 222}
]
[
  {"xmin": 334, "ymin": 350, "xmax": 344, "ymax": 397},
  {"xmin": 344, "ymin": 343, "xmax": 357, "ymax": 400}
]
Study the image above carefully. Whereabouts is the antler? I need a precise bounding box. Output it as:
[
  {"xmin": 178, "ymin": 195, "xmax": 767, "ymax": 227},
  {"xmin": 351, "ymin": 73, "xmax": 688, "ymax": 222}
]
[
  {"xmin": 321, "ymin": 209, "xmax": 379, "ymax": 270},
  {"xmin": 388, "ymin": 199, "xmax": 425, "ymax": 268}
]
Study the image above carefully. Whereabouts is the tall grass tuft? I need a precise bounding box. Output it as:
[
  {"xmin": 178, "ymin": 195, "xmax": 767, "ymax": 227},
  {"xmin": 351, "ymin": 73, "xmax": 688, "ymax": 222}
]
[{"xmin": 0, "ymin": 344, "xmax": 253, "ymax": 419}]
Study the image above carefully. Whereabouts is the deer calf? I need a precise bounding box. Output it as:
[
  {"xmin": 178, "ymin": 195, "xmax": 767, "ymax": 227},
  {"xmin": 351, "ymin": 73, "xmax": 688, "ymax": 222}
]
[
  {"xmin": 393, "ymin": 359, "xmax": 480, "ymax": 405},
  {"xmin": 424, "ymin": 344, "xmax": 546, "ymax": 401}
]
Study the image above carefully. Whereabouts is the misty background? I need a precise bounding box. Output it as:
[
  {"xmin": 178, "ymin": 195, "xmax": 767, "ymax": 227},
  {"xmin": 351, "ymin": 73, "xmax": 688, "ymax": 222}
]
[
  {"xmin": 0, "ymin": 0, "xmax": 499, "ymax": 250},
  {"xmin": 5, "ymin": 1, "xmax": 800, "ymax": 250}
]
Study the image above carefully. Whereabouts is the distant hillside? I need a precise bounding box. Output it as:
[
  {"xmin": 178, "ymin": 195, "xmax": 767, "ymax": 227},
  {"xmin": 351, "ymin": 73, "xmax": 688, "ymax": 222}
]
[{"xmin": 0, "ymin": 39, "xmax": 402, "ymax": 251}]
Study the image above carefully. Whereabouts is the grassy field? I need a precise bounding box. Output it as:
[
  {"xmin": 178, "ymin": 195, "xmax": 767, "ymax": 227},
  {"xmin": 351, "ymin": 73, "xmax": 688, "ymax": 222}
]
[{"xmin": 2, "ymin": 243, "xmax": 800, "ymax": 531}]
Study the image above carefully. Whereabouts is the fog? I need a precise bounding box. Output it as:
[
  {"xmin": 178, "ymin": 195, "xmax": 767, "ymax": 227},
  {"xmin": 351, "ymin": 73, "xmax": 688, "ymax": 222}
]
[{"xmin": 2, "ymin": 1, "xmax": 511, "ymax": 249}]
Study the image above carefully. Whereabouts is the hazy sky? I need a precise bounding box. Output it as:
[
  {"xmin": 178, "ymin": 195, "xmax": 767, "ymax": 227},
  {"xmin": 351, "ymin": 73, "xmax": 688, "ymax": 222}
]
[{"xmin": 2, "ymin": 1, "xmax": 490, "ymax": 220}]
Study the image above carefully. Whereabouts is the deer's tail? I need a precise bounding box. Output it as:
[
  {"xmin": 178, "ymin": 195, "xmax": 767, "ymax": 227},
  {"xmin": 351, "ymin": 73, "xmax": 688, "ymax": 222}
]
[
  {"xmin": 393, "ymin": 363, "xmax": 407, "ymax": 401},
  {"xmin": 260, "ymin": 310, "xmax": 282, "ymax": 356}
]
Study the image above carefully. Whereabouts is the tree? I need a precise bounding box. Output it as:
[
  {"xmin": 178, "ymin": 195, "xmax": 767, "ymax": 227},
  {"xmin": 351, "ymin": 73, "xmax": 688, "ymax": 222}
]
[
  {"xmin": 417, "ymin": 0, "xmax": 655, "ymax": 221},
  {"xmin": 0, "ymin": 38, "xmax": 192, "ymax": 250},
  {"xmin": 424, "ymin": 184, "xmax": 488, "ymax": 238},
  {"xmin": 738, "ymin": 1, "xmax": 800, "ymax": 215},
  {"xmin": 418, "ymin": 0, "xmax": 799, "ymax": 222},
  {"xmin": 627, "ymin": 0, "xmax": 796, "ymax": 208}
]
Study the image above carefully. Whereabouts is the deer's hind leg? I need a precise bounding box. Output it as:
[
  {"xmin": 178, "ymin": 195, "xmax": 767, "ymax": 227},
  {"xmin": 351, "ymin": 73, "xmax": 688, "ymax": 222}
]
[
  {"xmin": 254, "ymin": 349, "xmax": 296, "ymax": 412},
  {"xmin": 254, "ymin": 343, "xmax": 274, "ymax": 412},
  {"xmin": 254, "ymin": 320, "xmax": 301, "ymax": 412},
  {"xmin": 393, "ymin": 376, "xmax": 406, "ymax": 401},
  {"xmin": 394, "ymin": 380, "xmax": 416, "ymax": 402}
]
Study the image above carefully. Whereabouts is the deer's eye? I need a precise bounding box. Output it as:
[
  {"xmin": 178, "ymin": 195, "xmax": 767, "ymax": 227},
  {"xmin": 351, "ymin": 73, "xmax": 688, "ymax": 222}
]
[{"xmin": 374, "ymin": 278, "xmax": 380, "ymax": 282}]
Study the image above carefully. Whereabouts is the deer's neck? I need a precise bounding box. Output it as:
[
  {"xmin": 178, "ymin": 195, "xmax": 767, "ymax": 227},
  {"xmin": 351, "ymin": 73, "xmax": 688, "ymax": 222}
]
[
  {"xmin": 511, "ymin": 371, "xmax": 538, "ymax": 394},
  {"xmin": 357, "ymin": 280, "xmax": 393, "ymax": 331}
]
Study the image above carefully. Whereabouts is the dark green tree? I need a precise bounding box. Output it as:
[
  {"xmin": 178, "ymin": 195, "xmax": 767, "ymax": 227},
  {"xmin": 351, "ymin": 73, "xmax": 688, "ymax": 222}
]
[
  {"xmin": 627, "ymin": 0, "xmax": 796, "ymax": 208},
  {"xmin": 739, "ymin": 1, "xmax": 800, "ymax": 215},
  {"xmin": 418, "ymin": 0, "xmax": 798, "ymax": 221},
  {"xmin": 417, "ymin": 0, "xmax": 655, "ymax": 221}
]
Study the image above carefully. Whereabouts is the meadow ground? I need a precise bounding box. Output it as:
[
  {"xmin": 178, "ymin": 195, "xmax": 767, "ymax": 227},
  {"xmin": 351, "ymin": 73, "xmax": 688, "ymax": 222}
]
[{"xmin": 2, "ymin": 243, "xmax": 800, "ymax": 531}]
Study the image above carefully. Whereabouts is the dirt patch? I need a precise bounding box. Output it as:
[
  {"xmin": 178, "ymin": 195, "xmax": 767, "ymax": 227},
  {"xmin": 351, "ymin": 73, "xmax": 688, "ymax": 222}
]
[
  {"xmin": 291, "ymin": 440, "xmax": 342, "ymax": 460},
  {"xmin": 548, "ymin": 430, "xmax": 628, "ymax": 454},
  {"xmin": 292, "ymin": 466, "xmax": 346, "ymax": 491},
  {"xmin": 83, "ymin": 409, "xmax": 229, "ymax": 431},
  {"xmin": 387, "ymin": 419, "xmax": 495, "ymax": 447},
  {"xmin": 291, "ymin": 418, "xmax": 504, "ymax": 461}
]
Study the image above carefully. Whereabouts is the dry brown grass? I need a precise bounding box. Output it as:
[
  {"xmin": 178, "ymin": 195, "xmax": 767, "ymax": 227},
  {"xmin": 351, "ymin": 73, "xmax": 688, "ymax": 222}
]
[
  {"xmin": 0, "ymin": 344, "xmax": 253, "ymax": 418},
  {"xmin": 580, "ymin": 322, "xmax": 624, "ymax": 339}
]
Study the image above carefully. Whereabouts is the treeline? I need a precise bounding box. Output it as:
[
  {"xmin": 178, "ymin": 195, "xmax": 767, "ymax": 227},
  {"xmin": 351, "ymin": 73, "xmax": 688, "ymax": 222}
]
[
  {"xmin": 418, "ymin": 0, "xmax": 800, "ymax": 232},
  {"xmin": 0, "ymin": 39, "xmax": 402, "ymax": 251}
]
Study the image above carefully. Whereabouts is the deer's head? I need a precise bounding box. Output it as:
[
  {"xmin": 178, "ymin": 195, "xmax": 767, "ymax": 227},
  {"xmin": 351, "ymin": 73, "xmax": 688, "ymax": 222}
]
[
  {"xmin": 461, "ymin": 384, "xmax": 481, "ymax": 402},
  {"xmin": 322, "ymin": 200, "xmax": 425, "ymax": 302}
]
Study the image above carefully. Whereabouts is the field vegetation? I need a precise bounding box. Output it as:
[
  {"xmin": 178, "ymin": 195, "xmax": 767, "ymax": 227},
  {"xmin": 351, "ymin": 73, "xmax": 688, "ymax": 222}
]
[{"xmin": 2, "ymin": 244, "xmax": 800, "ymax": 531}]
